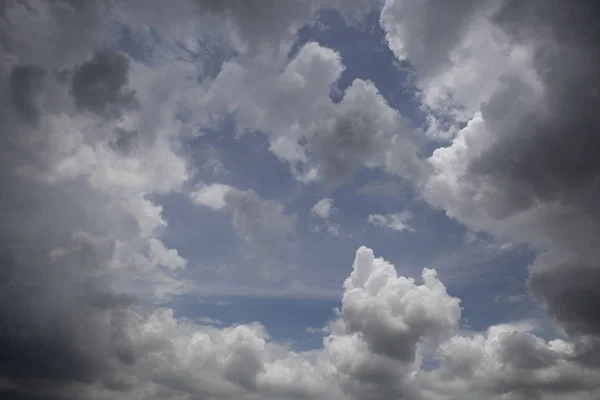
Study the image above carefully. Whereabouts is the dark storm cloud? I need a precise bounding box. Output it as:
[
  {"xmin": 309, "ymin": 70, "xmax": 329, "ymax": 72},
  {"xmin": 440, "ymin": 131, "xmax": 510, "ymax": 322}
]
[
  {"xmin": 455, "ymin": 0, "xmax": 600, "ymax": 376},
  {"xmin": 528, "ymin": 256, "xmax": 600, "ymax": 337},
  {"xmin": 71, "ymin": 48, "xmax": 138, "ymax": 117},
  {"xmin": 469, "ymin": 20, "xmax": 600, "ymax": 221},
  {"xmin": 8, "ymin": 64, "xmax": 45, "ymax": 123},
  {"xmin": 0, "ymin": 232, "xmax": 132, "ymax": 393},
  {"xmin": 462, "ymin": 0, "xmax": 600, "ymax": 336},
  {"xmin": 111, "ymin": 127, "xmax": 139, "ymax": 155},
  {"xmin": 0, "ymin": 3, "xmax": 143, "ymax": 399}
]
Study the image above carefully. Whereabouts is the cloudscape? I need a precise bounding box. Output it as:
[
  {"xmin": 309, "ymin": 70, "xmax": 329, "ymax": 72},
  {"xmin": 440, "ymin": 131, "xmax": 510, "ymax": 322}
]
[{"xmin": 1, "ymin": 1, "xmax": 600, "ymax": 399}]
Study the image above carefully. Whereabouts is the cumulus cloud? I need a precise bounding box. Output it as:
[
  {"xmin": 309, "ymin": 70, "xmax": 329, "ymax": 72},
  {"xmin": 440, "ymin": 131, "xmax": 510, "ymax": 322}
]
[
  {"xmin": 0, "ymin": 1, "xmax": 197, "ymax": 396},
  {"xmin": 189, "ymin": 183, "xmax": 234, "ymax": 210},
  {"xmin": 311, "ymin": 198, "xmax": 334, "ymax": 219},
  {"xmin": 205, "ymin": 41, "xmax": 427, "ymax": 185},
  {"xmin": 0, "ymin": 245, "xmax": 459, "ymax": 399},
  {"xmin": 368, "ymin": 211, "xmax": 414, "ymax": 232},
  {"xmin": 381, "ymin": 0, "xmax": 600, "ymax": 385}
]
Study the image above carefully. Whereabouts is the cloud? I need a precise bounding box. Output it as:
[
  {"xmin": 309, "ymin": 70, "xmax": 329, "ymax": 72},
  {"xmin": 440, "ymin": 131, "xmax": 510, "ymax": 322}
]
[
  {"xmin": 336, "ymin": 247, "xmax": 461, "ymax": 360},
  {"xmin": 189, "ymin": 183, "xmax": 234, "ymax": 210},
  {"xmin": 0, "ymin": 1, "xmax": 200, "ymax": 396},
  {"xmin": 206, "ymin": 42, "xmax": 427, "ymax": 185},
  {"xmin": 368, "ymin": 211, "xmax": 414, "ymax": 232},
  {"xmin": 310, "ymin": 78, "xmax": 427, "ymax": 184},
  {"xmin": 0, "ymin": 245, "xmax": 457, "ymax": 399},
  {"xmin": 70, "ymin": 48, "xmax": 138, "ymax": 117},
  {"xmin": 4, "ymin": 0, "xmax": 600, "ymax": 399},
  {"xmin": 381, "ymin": 0, "xmax": 600, "ymax": 384},
  {"xmin": 528, "ymin": 252, "xmax": 600, "ymax": 339},
  {"xmin": 148, "ymin": 238, "xmax": 187, "ymax": 270},
  {"xmin": 311, "ymin": 198, "xmax": 334, "ymax": 219},
  {"xmin": 8, "ymin": 63, "xmax": 46, "ymax": 123}
]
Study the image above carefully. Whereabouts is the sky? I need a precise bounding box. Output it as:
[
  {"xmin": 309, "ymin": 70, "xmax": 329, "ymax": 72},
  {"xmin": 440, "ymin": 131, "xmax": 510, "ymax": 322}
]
[{"xmin": 1, "ymin": 1, "xmax": 600, "ymax": 399}]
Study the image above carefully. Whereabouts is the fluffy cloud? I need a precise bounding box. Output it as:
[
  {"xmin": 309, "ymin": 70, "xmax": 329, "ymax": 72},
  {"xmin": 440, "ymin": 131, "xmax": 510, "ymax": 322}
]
[
  {"xmin": 0, "ymin": 1, "xmax": 197, "ymax": 396},
  {"xmin": 311, "ymin": 198, "xmax": 334, "ymax": 219},
  {"xmin": 189, "ymin": 183, "xmax": 234, "ymax": 210},
  {"xmin": 205, "ymin": 40, "xmax": 427, "ymax": 184},
  {"xmin": 381, "ymin": 0, "xmax": 600, "ymax": 385}
]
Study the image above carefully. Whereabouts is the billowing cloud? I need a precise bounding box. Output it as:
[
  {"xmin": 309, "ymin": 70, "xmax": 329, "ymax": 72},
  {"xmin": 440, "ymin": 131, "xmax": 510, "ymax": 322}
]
[
  {"xmin": 381, "ymin": 0, "xmax": 600, "ymax": 381},
  {"xmin": 0, "ymin": 1, "xmax": 196, "ymax": 396},
  {"xmin": 205, "ymin": 41, "xmax": 427, "ymax": 185}
]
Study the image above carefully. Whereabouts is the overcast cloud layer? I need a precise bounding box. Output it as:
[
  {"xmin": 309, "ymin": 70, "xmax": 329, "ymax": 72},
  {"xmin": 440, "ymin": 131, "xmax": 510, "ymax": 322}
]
[{"xmin": 1, "ymin": 1, "xmax": 600, "ymax": 399}]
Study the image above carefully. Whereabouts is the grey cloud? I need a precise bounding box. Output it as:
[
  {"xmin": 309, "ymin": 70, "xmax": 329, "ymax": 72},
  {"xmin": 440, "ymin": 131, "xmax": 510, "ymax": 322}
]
[
  {"xmin": 466, "ymin": 1, "xmax": 600, "ymax": 347},
  {"xmin": 313, "ymin": 109, "xmax": 387, "ymax": 184},
  {"xmin": 71, "ymin": 48, "xmax": 137, "ymax": 117},
  {"xmin": 528, "ymin": 254, "xmax": 600, "ymax": 338},
  {"xmin": 310, "ymin": 79, "xmax": 425, "ymax": 185},
  {"xmin": 379, "ymin": 0, "xmax": 600, "ymax": 396},
  {"xmin": 7, "ymin": 0, "xmax": 600, "ymax": 399},
  {"xmin": 0, "ymin": 232, "xmax": 129, "ymax": 391},
  {"xmin": 197, "ymin": 0, "xmax": 316, "ymax": 53},
  {"xmin": 381, "ymin": 0, "xmax": 483, "ymax": 76},
  {"xmin": 195, "ymin": 0, "xmax": 370, "ymax": 54},
  {"xmin": 111, "ymin": 127, "xmax": 139, "ymax": 155},
  {"xmin": 9, "ymin": 64, "xmax": 45, "ymax": 123},
  {"xmin": 496, "ymin": 333, "xmax": 558, "ymax": 370},
  {"xmin": 0, "ymin": 4, "xmax": 179, "ymax": 399},
  {"xmin": 411, "ymin": 0, "xmax": 600, "ymax": 372},
  {"xmin": 337, "ymin": 247, "xmax": 461, "ymax": 364},
  {"xmin": 0, "ymin": 0, "xmax": 110, "ymax": 68}
]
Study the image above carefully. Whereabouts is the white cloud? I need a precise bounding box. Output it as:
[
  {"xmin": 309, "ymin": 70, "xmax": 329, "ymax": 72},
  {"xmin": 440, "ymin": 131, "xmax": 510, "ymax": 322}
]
[
  {"xmin": 189, "ymin": 183, "xmax": 234, "ymax": 210},
  {"xmin": 148, "ymin": 238, "xmax": 187, "ymax": 270},
  {"xmin": 311, "ymin": 198, "xmax": 334, "ymax": 219},
  {"xmin": 368, "ymin": 211, "xmax": 414, "ymax": 232},
  {"xmin": 205, "ymin": 41, "xmax": 427, "ymax": 185}
]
